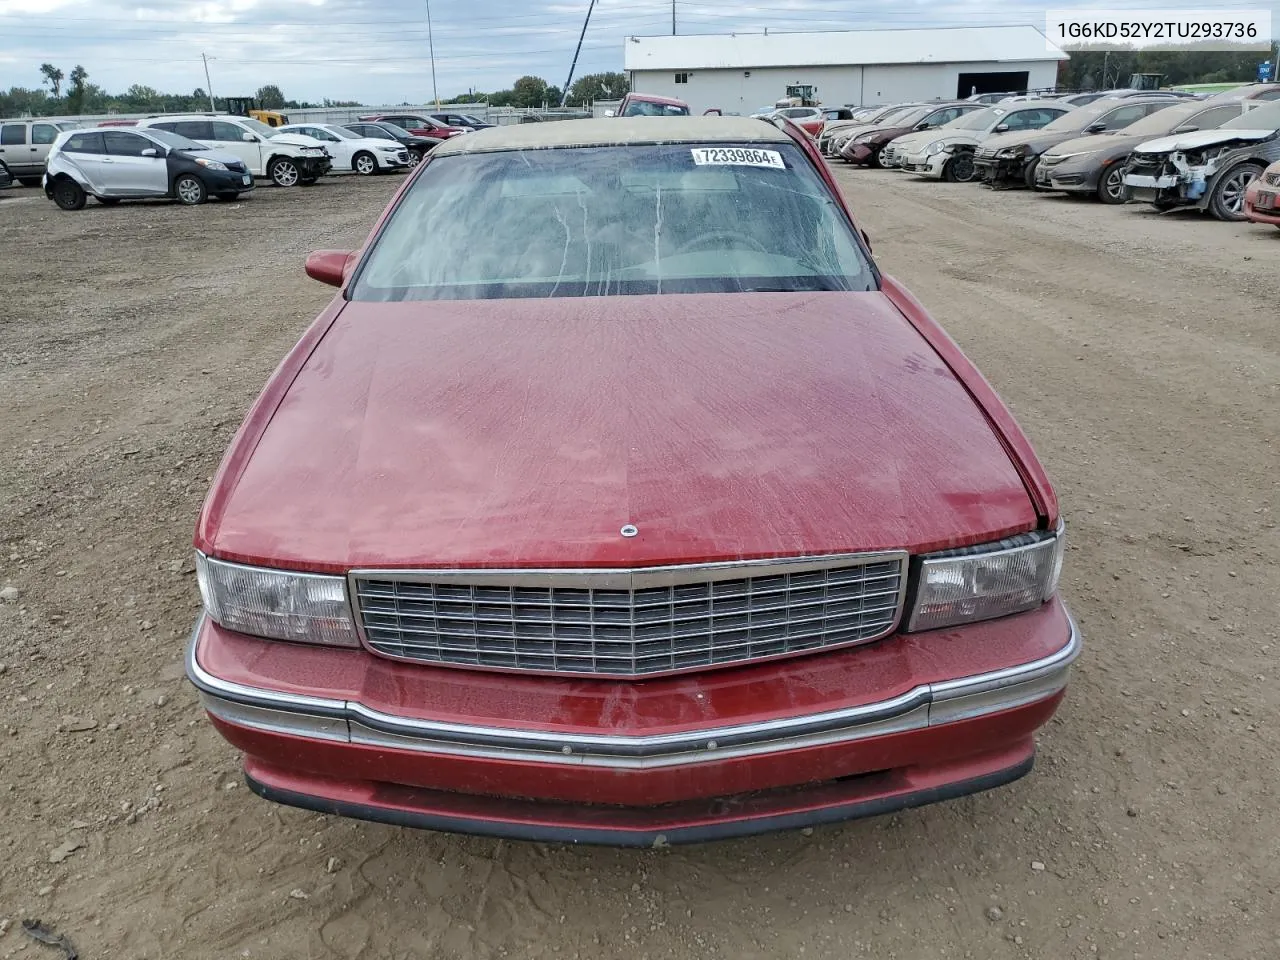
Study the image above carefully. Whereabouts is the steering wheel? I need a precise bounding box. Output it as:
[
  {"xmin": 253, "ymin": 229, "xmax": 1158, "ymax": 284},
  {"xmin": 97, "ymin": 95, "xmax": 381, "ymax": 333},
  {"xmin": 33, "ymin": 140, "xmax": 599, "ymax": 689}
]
[{"xmin": 673, "ymin": 230, "xmax": 769, "ymax": 257}]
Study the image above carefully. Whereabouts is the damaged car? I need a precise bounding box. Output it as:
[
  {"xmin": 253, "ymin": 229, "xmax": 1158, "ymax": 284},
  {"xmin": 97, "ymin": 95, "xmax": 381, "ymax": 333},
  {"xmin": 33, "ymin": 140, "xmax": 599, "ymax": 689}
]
[
  {"xmin": 820, "ymin": 103, "xmax": 924, "ymax": 158},
  {"xmin": 839, "ymin": 101, "xmax": 983, "ymax": 168},
  {"xmin": 1122, "ymin": 100, "xmax": 1280, "ymax": 220},
  {"xmin": 1243, "ymin": 158, "xmax": 1280, "ymax": 227},
  {"xmin": 897, "ymin": 101, "xmax": 1072, "ymax": 182},
  {"xmin": 973, "ymin": 97, "xmax": 1176, "ymax": 188},
  {"xmin": 1037, "ymin": 99, "xmax": 1250, "ymax": 203}
]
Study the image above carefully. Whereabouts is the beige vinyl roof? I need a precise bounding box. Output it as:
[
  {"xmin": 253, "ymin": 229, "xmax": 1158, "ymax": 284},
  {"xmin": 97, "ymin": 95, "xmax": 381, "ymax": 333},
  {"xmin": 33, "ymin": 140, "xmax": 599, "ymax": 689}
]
[{"xmin": 432, "ymin": 117, "xmax": 791, "ymax": 155}]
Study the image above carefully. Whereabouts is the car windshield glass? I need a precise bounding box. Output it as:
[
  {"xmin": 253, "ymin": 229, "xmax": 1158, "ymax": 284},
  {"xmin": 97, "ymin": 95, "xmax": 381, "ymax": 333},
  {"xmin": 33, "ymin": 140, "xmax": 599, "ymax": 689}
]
[
  {"xmin": 145, "ymin": 129, "xmax": 207, "ymax": 151},
  {"xmin": 352, "ymin": 142, "xmax": 875, "ymax": 301},
  {"xmin": 326, "ymin": 126, "xmax": 360, "ymax": 139},
  {"xmin": 623, "ymin": 100, "xmax": 690, "ymax": 117},
  {"xmin": 892, "ymin": 106, "xmax": 933, "ymax": 126},
  {"xmin": 1234, "ymin": 100, "xmax": 1280, "ymax": 129},
  {"xmin": 1042, "ymin": 101, "xmax": 1115, "ymax": 131},
  {"xmin": 874, "ymin": 105, "xmax": 920, "ymax": 124},
  {"xmin": 1119, "ymin": 102, "xmax": 1206, "ymax": 135},
  {"xmin": 240, "ymin": 118, "xmax": 278, "ymax": 138},
  {"xmin": 462, "ymin": 116, "xmax": 484, "ymax": 125},
  {"xmin": 950, "ymin": 107, "xmax": 1000, "ymax": 130},
  {"xmin": 378, "ymin": 123, "xmax": 411, "ymax": 137}
]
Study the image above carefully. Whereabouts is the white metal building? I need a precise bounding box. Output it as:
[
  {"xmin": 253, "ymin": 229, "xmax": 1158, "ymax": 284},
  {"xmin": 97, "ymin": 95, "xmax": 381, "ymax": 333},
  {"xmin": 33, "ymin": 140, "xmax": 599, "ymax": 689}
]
[{"xmin": 624, "ymin": 26, "xmax": 1069, "ymax": 114}]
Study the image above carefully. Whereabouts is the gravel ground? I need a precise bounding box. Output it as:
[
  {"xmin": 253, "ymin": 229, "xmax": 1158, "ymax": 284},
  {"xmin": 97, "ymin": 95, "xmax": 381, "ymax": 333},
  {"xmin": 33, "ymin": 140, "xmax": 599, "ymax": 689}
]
[{"xmin": 0, "ymin": 168, "xmax": 1277, "ymax": 959}]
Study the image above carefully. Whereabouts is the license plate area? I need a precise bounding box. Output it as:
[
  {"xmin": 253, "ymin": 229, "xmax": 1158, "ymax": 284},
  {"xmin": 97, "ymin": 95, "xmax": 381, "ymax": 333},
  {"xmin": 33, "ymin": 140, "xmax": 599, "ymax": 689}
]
[
  {"xmin": 242, "ymin": 174, "xmax": 252, "ymax": 185},
  {"xmin": 1256, "ymin": 190, "xmax": 1276, "ymax": 209}
]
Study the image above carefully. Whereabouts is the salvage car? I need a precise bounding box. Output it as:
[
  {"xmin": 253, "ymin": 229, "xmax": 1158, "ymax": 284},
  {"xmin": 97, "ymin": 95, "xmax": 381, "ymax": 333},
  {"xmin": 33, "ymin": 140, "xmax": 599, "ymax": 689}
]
[
  {"xmin": 277, "ymin": 123, "xmax": 411, "ymax": 175},
  {"xmin": 842, "ymin": 101, "xmax": 983, "ymax": 167},
  {"xmin": 137, "ymin": 115, "xmax": 331, "ymax": 187},
  {"xmin": 973, "ymin": 96, "xmax": 1176, "ymax": 188},
  {"xmin": 43, "ymin": 127, "xmax": 252, "ymax": 209},
  {"xmin": 1122, "ymin": 100, "xmax": 1280, "ymax": 220},
  {"xmin": 821, "ymin": 102, "xmax": 925, "ymax": 157},
  {"xmin": 343, "ymin": 121, "xmax": 442, "ymax": 168},
  {"xmin": 1038, "ymin": 98, "xmax": 1249, "ymax": 203},
  {"xmin": 897, "ymin": 101, "xmax": 1072, "ymax": 182},
  {"xmin": 185, "ymin": 116, "xmax": 1078, "ymax": 846},
  {"xmin": 1242, "ymin": 158, "xmax": 1280, "ymax": 227},
  {"xmin": 0, "ymin": 118, "xmax": 80, "ymax": 186}
]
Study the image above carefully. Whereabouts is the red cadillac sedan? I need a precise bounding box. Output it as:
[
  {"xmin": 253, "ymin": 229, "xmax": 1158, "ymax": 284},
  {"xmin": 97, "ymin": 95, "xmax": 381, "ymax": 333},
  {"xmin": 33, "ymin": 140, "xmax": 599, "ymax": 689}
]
[{"xmin": 187, "ymin": 117, "xmax": 1079, "ymax": 846}]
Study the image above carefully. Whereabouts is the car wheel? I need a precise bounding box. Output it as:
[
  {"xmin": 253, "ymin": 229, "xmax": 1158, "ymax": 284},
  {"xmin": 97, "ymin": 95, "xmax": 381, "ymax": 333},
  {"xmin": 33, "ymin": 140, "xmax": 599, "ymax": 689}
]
[
  {"xmin": 407, "ymin": 149, "xmax": 423, "ymax": 168},
  {"xmin": 174, "ymin": 173, "xmax": 207, "ymax": 205},
  {"xmin": 353, "ymin": 151, "xmax": 377, "ymax": 176},
  {"xmin": 96, "ymin": 197, "xmax": 121, "ymax": 206},
  {"xmin": 1208, "ymin": 163, "xmax": 1264, "ymax": 221},
  {"xmin": 943, "ymin": 152, "xmax": 976, "ymax": 183},
  {"xmin": 52, "ymin": 178, "xmax": 86, "ymax": 211},
  {"xmin": 1023, "ymin": 159, "xmax": 1041, "ymax": 189},
  {"xmin": 875, "ymin": 148, "xmax": 889, "ymax": 168},
  {"xmin": 1096, "ymin": 165, "xmax": 1127, "ymax": 204},
  {"xmin": 268, "ymin": 157, "xmax": 300, "ymax": 187},
  {"xmin": 866, "ymin": 148, "xmax": 884, "ymax": 169}
]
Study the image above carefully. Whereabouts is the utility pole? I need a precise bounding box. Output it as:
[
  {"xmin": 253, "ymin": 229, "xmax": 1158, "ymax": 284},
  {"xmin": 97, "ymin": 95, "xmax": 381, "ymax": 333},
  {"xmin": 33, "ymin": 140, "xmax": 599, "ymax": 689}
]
[
  {"xmin": 425, "ymin": 0, "xmax": 440, "ymax": 109},
  {"xmin": 202, "ymin": 53, "xmax": 215, "ymax": 111},
  {"xmin": 560, "ymin": 0, "xmax": 597, "ymax": 107},
  {"xmin": 672, "ymin": 0, "xmax": 676, "ymax": 35}
]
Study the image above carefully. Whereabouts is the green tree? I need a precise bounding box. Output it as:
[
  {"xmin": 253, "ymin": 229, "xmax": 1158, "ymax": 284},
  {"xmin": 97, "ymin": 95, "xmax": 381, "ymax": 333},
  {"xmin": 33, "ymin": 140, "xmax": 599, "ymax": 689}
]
[
  {"xmin": 568, "ymin": 71, "xmax": 629, "ymax": 104},
  {"xmin": 39, "ymin": 63, "xmax": 63, "ymax": 97},
  {"xmin": 511, "ymin": 75, "xmax": 549, "ymax": 108},
  {"xmin": 256, "ymin": 84, "xmax": 286, "ymax": 109},
  {"xmin": 66, "ymin": 64, "xmax": 88, "ymax": 113}
]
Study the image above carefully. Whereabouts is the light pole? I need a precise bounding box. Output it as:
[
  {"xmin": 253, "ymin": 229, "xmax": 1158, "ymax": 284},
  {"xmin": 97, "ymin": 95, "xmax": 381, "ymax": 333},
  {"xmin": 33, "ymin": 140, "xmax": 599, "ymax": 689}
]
[
  {"xmin": 202, "ymin": 53, "xmax": 216, "ymax": 111},
  {"xmin": 425, "ymin": 0, "xmax": 440, "ymax": 109},
  {"xmin": 560, "ymin": 0, "xmax": 597, "ymax": 108}
]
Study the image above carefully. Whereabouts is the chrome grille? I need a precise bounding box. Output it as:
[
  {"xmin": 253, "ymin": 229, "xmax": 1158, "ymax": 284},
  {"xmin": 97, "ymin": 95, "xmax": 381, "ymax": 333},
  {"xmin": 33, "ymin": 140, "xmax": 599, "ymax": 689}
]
[
  {"xmin": 353, "ymin": 554, "xmax": 907, "ymax": 677},
  {"xmin": 1265, "ymin": 171, "xmax": 1280, "ymax": 186},
  {"xmin": 976, "ymin": 147, "xmax": 998, "ymax": 159},
  {"xmin": 883, "ymin": 145, "xmax": 898, "ymax": 163}
]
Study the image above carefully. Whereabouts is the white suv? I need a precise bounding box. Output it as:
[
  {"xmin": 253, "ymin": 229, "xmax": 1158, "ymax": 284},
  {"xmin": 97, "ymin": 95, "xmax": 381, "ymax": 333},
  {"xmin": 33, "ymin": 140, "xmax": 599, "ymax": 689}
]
[
  {"xmin": 136, "ymin": 114, "xmax": 331, "ymax": 187},
  {"xmin": 276, "ymin": 123, "xmax": 410, "ymax": 175}
]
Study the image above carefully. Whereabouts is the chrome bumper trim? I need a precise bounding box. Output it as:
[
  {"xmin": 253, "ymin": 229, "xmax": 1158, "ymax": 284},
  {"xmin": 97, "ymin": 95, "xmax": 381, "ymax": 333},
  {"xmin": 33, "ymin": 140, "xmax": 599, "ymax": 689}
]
[{"xmin": 187, "ymin": 613, "xmax": 1081, "ymax": 769}]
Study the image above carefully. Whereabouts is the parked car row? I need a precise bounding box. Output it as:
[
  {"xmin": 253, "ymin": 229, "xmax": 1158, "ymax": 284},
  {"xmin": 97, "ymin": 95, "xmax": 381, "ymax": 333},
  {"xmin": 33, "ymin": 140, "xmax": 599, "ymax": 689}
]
[
  {"xmin": 821, "ymin": 83, "xmax": 1280, "ymax": 225},
  {"xmin": 31, "ymin": 110, "xmax": 495, "ymax": 211}
]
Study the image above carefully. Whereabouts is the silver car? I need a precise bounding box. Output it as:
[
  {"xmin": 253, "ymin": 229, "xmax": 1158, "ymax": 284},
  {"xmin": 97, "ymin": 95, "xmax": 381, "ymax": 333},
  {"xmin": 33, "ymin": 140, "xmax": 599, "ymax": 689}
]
[{"xmin": 43, "ymin": 127, "xmax": 253, "ymax": 210}]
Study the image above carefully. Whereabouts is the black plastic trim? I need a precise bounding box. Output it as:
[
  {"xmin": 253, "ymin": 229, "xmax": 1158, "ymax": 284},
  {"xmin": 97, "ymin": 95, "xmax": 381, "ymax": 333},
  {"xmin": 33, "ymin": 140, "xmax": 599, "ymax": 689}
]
[{"xmin": 244, "ymin": 754, "xmax": 1034, "ymax": 847}]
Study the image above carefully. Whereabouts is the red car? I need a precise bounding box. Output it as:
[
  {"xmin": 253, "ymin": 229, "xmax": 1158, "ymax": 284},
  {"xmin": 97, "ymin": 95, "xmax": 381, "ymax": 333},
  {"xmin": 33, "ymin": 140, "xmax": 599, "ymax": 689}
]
[
  {"xmin": 614, "ymin": 93, "xmax": 691, "ymax": 117},
  {"xmin": 358, "ymin": 113, "xmax": 468, "ymax": 139},
  {"xmin": 188, "ymin": 116, "xmax": 1078, "ymax": 846},
  {"xmin": 1243, "ymin": 158, "xmax": 1280, "ymax": 227}
]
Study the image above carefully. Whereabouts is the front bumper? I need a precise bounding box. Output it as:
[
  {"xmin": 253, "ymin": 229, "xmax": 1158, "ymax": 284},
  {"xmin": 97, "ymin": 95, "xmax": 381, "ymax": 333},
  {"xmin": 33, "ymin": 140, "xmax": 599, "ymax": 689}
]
[
  {"xmin": 203, "ymin": 167, "xmax": 255, "ymax": 192},
  {"xmin": 298, "ymin": 155, "xmax": 332, "ymax": 178},
  {"xmin": 900, "ymin": 151, "xmax": 948, "ymax": 177},
  {"xmin": 188, "ymin": 600, "xmax": 1080, "ymax": 845},
  {"xmin": 974, "ymin": 154, "xmax": 1029, "ymax": 186},
  {"xmin": 843, "ymin": 143, "xmax": 876, "ymax": 164},
  {"xmin": 377, "ymin": 150, "xmax": 411, "ymax": 169},
  {"xmin": 1244, "ymin": 180, "xmax": 1280, "ymax": 224}
]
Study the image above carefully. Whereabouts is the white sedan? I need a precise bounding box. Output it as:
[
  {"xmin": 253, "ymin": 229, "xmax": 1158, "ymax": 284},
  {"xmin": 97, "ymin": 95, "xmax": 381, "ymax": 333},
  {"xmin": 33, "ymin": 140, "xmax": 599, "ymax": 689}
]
[{"xmin": 276, "ymin": 123, "xmax": 411, "ymax": 175}]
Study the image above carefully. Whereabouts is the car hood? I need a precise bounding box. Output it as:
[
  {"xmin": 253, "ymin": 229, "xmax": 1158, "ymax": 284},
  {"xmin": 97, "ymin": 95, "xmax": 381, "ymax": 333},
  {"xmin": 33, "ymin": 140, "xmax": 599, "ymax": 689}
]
[
  {"xmin": 889, "ymin": 129, "xmax": 945, "ymax": 151},
  {"xmin": 268, "ymin": 133, "xmax": 327, "ymax": 149},
  {"xmin": 203, "ymin": 293, "xmax": 1036, "ymax": 571},
  {"xmin": 1044, "ymin": 131, "xmax": 1143, "ymax": 160},
  {"xmin": 1131, "ymin": 127, "xmax": 1278, "ymax": 154},
  {"xmin": 186, "ymin": 147, "xmax": 245, "ymax": 166}
]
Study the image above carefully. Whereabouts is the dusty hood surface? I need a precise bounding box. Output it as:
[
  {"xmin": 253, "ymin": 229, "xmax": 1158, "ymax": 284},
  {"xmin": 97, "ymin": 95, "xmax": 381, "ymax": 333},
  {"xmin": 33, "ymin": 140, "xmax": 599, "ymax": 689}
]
[
  {"xmin": 206, "ymin": 292, "xmax": 1037, "ymax": 570},
  {"xmin": 1131, "ymin": 128, "xmax": 1278, "ymax": 154},
  {"xmin": 267, "ymin": 133, "xmax": 328, "ymax": 149}
]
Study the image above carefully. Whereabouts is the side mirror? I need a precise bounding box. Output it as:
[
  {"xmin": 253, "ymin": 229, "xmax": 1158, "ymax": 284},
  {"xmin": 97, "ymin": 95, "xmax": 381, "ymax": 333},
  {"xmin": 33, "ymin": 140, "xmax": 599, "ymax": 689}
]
[
  {"xmin": 915, "ymin": 121, "xmax": 932, "ymax": 130},
  {"xmin": 242, "ymin": 132, "xmax": 257, "ymax": 142},
  {"xmin": 306, "ymin": 249, "xmax": 355, "ymax": 288},
  {"xmin": 1086, "ymin": 122, "xmax": 1107, "ymax": 133},
  {"xmin": 140, "ymin": 147, "xmax": 158, "ymax": 157},
  {"xmin": 994, "ymin": 123, "xmax": 1010, "ymax": 132}
]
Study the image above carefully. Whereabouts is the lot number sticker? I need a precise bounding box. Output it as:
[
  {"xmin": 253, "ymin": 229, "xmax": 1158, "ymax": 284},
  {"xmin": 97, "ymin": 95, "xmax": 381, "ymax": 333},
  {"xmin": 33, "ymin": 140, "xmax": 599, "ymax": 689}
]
[{"xmin": 691, "ymin": 148, "xmax": 786, "ymax": 169}]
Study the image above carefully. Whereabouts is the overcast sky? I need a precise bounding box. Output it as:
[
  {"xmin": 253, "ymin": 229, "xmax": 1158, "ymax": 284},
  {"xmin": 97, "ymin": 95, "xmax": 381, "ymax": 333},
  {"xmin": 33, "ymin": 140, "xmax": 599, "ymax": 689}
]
[{"xmin": 1, "ymin": 0, "xmax": 1275, "ymax": 104}]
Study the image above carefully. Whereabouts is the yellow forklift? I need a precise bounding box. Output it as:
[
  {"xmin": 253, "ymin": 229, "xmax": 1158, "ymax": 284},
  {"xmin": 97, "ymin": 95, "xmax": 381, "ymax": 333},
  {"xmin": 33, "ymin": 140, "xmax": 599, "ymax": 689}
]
[{"xmin": 223, "ymin": 97, "xmax": 290, "ymax": 127}]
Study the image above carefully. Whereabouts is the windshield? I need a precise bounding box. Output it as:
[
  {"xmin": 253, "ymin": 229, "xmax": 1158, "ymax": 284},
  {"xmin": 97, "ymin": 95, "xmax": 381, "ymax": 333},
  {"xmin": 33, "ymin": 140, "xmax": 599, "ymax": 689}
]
[
  {"xmin": 950, "ymin": 107, "xmax": 1001, "ymax": 130},
  {"xmin": 622, "ymin": 100, "xmax": 690, "ymax": 117},
  {"xmin": 1042, "ymin": 101, "xmax": 1117, "ymax": 131},
  {"xmin": 462, "ymin": 115, "xmax": 484, "ymax": 125},
  {"xmin": 146, "ymin": 128, "xmax": 207, "ymax": 151},
  {"xmin": 241, "ymin": 117, "xmax": 279, "ymax": 138},
  {"xmin": 325, "ymin": 126, "xmax": 360, "ymax": 140},
  {"xmin": 1234, "ymin": 100, "xmax": 1280, "ymax": 129},
  {"xmin": 874, "ymin": 105, "xmax": 921, "ymax": 124},
  {"xmin": 352, "ymin": 143, "xmax": 874, "ymax": 301},
  {"xmin": 1120, "ymin": 102, "xmax": 1207, "ymax": 135},
  {"xmin": 378, "ymin": 122, "xmax": 411, "ymax": 138}
]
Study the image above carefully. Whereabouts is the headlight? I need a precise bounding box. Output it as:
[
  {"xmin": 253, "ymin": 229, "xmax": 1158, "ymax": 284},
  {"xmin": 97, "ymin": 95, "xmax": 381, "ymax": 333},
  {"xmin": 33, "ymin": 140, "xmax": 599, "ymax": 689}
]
[
  {"xmin": 1049, "ymin": 150, "xmax": 1096, "ymax": 161},
  {"xmin": 925, "ymin": 141, "xmax": 944, "ymax": 155},
  {"xmin": 376, "ymin": 145, "xmax": 398, "ymax": 151},
  {"xmin": 195, "ymin": 158, "xmax": 228, "ymax": 171},
  {"xmin": 906, "ymin": 526, "xmax": 1064, "ymax": 632},
  {"xmin": 196, "ymin": 553, "xmax": 359, "ymax": 647},
  {"xmin": 996, "ymin": 145, "xmax": 1028, "ymax": 159},
  {"xmin": 854, "ymin": 133, "xmax": 878, "ymax": 143}
]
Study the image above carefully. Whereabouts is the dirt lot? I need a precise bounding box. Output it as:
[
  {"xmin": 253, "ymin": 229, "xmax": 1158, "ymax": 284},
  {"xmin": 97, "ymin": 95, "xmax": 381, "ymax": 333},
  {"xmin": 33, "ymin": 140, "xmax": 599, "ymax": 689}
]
[{"xmin": 1, "ymin": 168, "xmax": 1277, "ymax": 960}]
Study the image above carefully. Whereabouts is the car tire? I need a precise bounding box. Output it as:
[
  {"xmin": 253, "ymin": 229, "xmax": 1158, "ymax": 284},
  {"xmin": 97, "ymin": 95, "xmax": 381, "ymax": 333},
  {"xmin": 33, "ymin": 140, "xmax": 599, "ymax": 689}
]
[
  {"xmin": 1208, "ymin": 162, "xmax": 1264, "ymax": 222},
  {"xmin": 943, "ymin": 152, "xmax": 976, "ymax": 183},
  {"xmin": 867, "ymin": 148, "xmax": 884, "ymax": 169},
  {"xmin": 174, "ymin": 173, "xmax": 207, "ymax": 205},
  {"xmin": 96, "ymin": 197, "xmax": 121, "ymax": 206},
  {"xmin": 353, "ymin": 151, "xmax": 377, "ymax": 176},
  {"xmin": 268, "ymin": 157, "xmax": 301, "ymax": 187},
  {"xmin": 1023, "ymin": 159, "xmax": 1041, "ymax": 189},
  {"xmin": 52, "ymin": 178, "xmax": 86, "ymax": 211},
  {"xmin": 1096, "ymin": 165, "xmax": 1127, "ymax": 204},
  {"xmin": 407, "ymin": 149, "xmax": 423, "ymax": 168}
]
